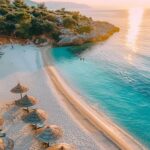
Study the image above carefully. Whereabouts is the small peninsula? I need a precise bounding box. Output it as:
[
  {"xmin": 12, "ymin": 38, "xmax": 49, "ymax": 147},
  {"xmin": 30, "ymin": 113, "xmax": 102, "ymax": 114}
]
[{"xmin": 0, "ymin": 0, "xmax": 119, "ymax": 46}]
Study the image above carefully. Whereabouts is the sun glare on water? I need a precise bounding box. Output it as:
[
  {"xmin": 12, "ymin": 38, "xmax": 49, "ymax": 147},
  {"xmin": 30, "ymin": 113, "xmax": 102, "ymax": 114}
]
[{"xmin": 126, "ymin": 8, "xmax": 144, "ymax": 63}]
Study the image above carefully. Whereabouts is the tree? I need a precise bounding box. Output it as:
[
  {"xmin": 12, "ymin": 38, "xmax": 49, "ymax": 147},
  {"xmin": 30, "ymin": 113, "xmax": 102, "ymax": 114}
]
[
  {"xmin": 44, "ymin": 14, "xmax": 56, "ymax": 22},
  {"xmin": 15, "ymin": 23, "xmax": 31, "ymax": 38},
  {"xmin": 61, "ymin": 8, "xmax": 65, "ymax": 12},
  {"xmin": 13, "ymin": 0, "xmax": 27, "ymax": 8},
  {"xmin": 6, "ymin": 13, "xmax": 18, "ymax": 22},
  {"xmin": 0, "ymin": 7, "xmax": 9, "ymax": 15},
  {"xmin": 5, "ymin": 22, "xmax": 16, "ymax": 35},
  {"xmin": 63, "ymin": 17, "xmax": 76, "ymax": 28},
  {"xmin": 30, "ymin": 18, "xmax": 44, "ymax": 35},
  {"xmin": 15, "ymin": 11, "xmax": 32, "ymax": 38},
  {"xmin": 43, "ymin": 21, "xmax": 55, "ymax": 32},
  {"xmin": 77, "ymin": 26, "xmax": 92, "ymax": 34},
  {"xmin": 51, "ymin": 30, "xmax": 60, "ymax": 41},
  {"xmin": 0, "ymin": 16, "xmax": 6, "ymax": 34},
  {"xmin": 0, "ymin": 0, "xmax": 10, "ymax": 5},
  {"xmin": 37, "ymin": 3, "xmax": 46, "ymax": 9},
  {"xmin": 72, "ymin": 12, "xmax": 80, "ymax": 21},
  {"xmin": 30, "ymin": 18, "xmax": 56, "ymax": 36},
  {"xmin": 0, "ymin": 0, "xmax": 94, "ymax": 41}
]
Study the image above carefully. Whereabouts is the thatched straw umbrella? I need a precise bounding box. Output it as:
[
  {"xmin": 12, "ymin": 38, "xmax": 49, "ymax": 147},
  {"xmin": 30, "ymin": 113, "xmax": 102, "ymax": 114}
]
[
  {"xmin": 22, "ymin": 109, "xmax": 47, "ymax": 127},
  {"xmin": 0, "ymin": 137, "xmax": 14, "ymax": 150},
  {"xmin": 11, "ymin": 83, "xmax": 29, "ymax": 99},
  {"xmin": 36, "ymin": 125, "xmax": 63, "ymax": 146},
  {"xmin": 47, "ymin": 143, "xmax": 76, "ymax": 150},
  {"xmin": 15, "ymin": 95, "xmax": 38, "ymax": 111}
]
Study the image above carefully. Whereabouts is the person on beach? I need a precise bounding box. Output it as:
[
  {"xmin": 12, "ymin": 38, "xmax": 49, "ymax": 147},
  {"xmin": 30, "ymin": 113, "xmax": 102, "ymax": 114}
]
[{"xmin": 80, "ymin": 57, "xmax": 85, "ymax": 61}]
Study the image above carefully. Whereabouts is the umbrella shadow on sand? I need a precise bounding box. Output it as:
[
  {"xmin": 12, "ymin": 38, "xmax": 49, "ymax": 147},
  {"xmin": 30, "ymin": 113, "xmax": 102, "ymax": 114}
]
[
  {"xmin": 0, "ymin": 104, "xmax": 45, "ymax": 150},
  {"xmin": 2, "ymin": 104, "xmax": 21, "ymax": 124},
  {"xmin": 15, "ymin": 95, "xmax": 38, "ymax": 112},
  {"xmin": 22, "ymin": 109, "xmax": 48, "ymax": 129},
  {"xmin": 35, "ymin": 125, "xmax": 63, "ymax": 147}
]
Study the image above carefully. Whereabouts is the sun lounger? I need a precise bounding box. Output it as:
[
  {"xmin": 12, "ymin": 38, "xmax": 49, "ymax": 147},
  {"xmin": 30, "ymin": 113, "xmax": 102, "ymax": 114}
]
[
  {"xmin": 0, "ymin": 52, "xmax": 4, "ymax": 55},
  {"xmin": 0, "ymin": 132, "xmax": 6, "ymax": 137},
  {"xmin": 32, "ymin": 123, "xmax": 45, "ymax": 129},
  {"xmin": 22, "ymin": 107, "xmax": 30, "ymax": 112}
]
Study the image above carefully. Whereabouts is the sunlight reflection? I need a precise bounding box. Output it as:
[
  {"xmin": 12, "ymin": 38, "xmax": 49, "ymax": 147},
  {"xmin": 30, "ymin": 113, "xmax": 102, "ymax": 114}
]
[
  {"xmin": 126, "ymin": 54, "xmax": 133, "ymax": 64},
  {"xmin": 126, "ymin": 8, "xmax": 144, "ymax": 53},
  {"xmin": 125, "ymin": 8, "xmax": 144, "ymax": 64}
]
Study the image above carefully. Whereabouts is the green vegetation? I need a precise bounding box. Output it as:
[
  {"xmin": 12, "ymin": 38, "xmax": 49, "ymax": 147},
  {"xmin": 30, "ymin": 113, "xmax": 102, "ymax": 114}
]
[
  {"xmin": 63, "ymin": 16, "xmax": 76, "ymax": 28},
  {"xmin": 77, "ymin": 26, "xmax": 93, "ymax": 34},
  {"xmin": 0, "ymin": 0, "xmax": 93, "ymax": 42}
]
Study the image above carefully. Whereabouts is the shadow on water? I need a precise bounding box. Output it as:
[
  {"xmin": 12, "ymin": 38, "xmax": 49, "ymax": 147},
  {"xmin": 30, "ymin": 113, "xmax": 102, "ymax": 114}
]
[{"xmin": 52, "ymin": 43, "xmax": 95, "ymax": 62}]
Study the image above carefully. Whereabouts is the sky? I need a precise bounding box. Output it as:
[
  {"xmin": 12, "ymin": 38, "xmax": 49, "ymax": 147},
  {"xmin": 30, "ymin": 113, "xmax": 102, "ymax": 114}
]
[{"xmin": 34, "ymin": 0, "xmax": 150, "ymax": 9}]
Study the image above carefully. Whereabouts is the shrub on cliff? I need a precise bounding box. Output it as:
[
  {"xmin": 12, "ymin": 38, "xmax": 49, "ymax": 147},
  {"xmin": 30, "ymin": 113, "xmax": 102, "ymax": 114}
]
[
  {"xmin": 30, "ymin": 18, "xmax": 55, "ymax": 36},
  {"xmin": 0, "ymin": 0, "xmax": 99, "ymax": 42},
  {"xmin": 13, "ymin": 0, "xmax": 28, "ymax": 8},
  {"xmin": 63, "ymin": 16, "xmax": 77, "ymax": 28},
  {"xmin": 0, "ymin": 0, "xmax": 10, "ymax": 5},
  {"xmin": 77, "ymin": 26, "xmax": 93, "ymax": 34}
]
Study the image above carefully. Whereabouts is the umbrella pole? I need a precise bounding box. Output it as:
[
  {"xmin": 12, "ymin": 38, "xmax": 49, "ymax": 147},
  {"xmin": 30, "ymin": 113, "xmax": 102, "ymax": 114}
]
[
  {"xmin": 27, "ymin": 107, "xmax": 29, "ymax": 112},
  {"xmin": 20, "ymin": 93, "xmax": 22, "ymax": 99}
]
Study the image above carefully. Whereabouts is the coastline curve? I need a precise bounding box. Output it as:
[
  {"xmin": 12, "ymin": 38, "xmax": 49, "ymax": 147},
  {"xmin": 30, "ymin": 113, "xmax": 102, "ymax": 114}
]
[{"xmin": 41, "ymin": 46, "xmax": 146, "ymax": 150}]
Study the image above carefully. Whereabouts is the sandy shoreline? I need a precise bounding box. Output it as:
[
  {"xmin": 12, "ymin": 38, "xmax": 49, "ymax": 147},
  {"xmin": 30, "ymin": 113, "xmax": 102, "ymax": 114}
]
[
  {"xmin": 0, "ymin": 44, "xmax": 146, "ymax": 150},
  {"xmin": 0, "ymin": 44, "xmax": 102, "ymax": 150},
  {"xmin": 41, "ymin": 46, "xmax": 145, "ymax": 150}
]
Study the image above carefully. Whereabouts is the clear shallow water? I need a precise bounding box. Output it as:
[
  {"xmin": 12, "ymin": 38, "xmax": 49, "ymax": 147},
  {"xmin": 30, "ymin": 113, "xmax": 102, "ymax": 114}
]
[{"xmin": 51, "ymin": 9, "xmax": 150, "ymax": 148}]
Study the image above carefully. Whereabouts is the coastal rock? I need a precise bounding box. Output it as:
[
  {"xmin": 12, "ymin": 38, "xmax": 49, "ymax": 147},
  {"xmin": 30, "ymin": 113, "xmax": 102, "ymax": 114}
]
[
  {"xmin": 56, "ymin": 16, "xmax": 63, "ymax": 25},
  {"xmin": 58, "ymin": 21, "xmax": 119, "ymax": 46},
  {"xmin": 60, "ymin": 29, "xmax": 75, "ymax": 35}
]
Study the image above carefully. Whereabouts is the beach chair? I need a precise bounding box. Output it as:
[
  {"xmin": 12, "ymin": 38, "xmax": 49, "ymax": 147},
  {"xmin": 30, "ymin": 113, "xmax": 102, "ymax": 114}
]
[
  {"xmin": 0, "ymin": 132, "xmax": 6, "ymax": 137},
  {"xmin": 32, "ymin": 123, "xmax": 45, "ymax": 129}
]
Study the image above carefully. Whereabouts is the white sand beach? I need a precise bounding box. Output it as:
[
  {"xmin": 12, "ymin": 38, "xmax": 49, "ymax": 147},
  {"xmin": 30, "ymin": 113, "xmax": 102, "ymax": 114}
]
[
  {"xmin": 0, "ymin": 44, "xmax": 145, "ymax": 150},
  {"xmin": 0, "ymin": 44, "xmax": 114, "ymax": 150}
]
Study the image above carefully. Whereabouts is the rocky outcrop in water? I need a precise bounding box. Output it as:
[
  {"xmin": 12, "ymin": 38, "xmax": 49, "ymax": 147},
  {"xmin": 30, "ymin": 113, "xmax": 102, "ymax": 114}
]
[{"xmin": 58, "ymin": 21, "xmax": 119, "ymax": 46}]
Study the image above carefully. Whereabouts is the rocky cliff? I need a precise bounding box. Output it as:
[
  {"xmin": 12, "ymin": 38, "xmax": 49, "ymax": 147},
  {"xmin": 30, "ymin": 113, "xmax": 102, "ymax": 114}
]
[{"xmin": 58, "ymin": 21, "xmax": 119, "ymax": 46}]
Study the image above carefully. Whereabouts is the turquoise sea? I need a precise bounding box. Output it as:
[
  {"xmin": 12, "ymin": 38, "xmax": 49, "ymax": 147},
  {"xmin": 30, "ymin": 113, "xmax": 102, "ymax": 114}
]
[{"xmin": 51, "ymin": 9, "xmax": 150, "ymax": 148}]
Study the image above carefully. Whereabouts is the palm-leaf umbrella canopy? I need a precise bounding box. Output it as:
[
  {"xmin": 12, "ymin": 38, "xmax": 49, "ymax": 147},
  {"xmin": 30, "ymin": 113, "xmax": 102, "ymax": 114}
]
[
  {"xmin": 15, "ymin": 95, "xmax": 38, "ymax": 108},
  {"xmin": 11, "ymin": 83, "xmax": 28, "ymax": 94},
  {"xmin": 23, "ymin": 109, "xmax": 47, "ymax": 125},
  {"xmin": 0, "ymin": 117, "xmax": 4, "ymax": 126},
  {"xmin": 0, "ymin": 137, "xmax": 14, "ymax": 150},
  {"xmin": 47, "ymin": 143, "xmax": 76, "ymax": 150},
  {"xmin": 11, "ymin": 83, "xmax": 29, "ymax": 99},
  {"xmin": 36, "ymin": 125, "xmax": 63, "ymax": 144}
]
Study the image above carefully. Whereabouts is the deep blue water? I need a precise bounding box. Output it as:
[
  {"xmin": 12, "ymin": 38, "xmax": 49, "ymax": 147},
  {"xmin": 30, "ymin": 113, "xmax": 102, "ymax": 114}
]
[{"xmin": 51, "ymin": 9, "xmax": 150, "ymax": 148}]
